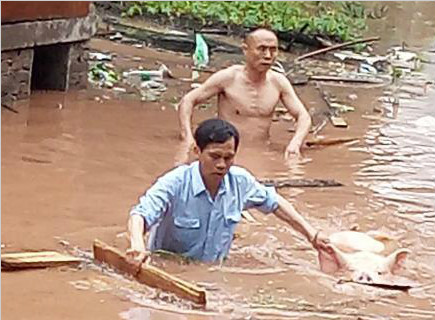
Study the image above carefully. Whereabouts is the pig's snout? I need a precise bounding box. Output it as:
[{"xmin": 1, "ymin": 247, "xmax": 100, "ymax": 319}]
[{"xmin": 354, "ymin": 272, "xmax": 374, "ymax": 283}]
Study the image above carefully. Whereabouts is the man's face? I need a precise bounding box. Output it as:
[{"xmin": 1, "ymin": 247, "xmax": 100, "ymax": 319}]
[
  {"xmin": 243, "ymin": 30, "xmax": 279, "ymax": 72},
  {"xmin": 196, "ymin": 138, "xmax": 236, "ymax": 183}
]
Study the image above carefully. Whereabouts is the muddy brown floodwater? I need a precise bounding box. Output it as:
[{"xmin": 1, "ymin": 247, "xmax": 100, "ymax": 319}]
[{"xmin": 2, "ymin": 2, "xmax": 435, "ymax": 320}]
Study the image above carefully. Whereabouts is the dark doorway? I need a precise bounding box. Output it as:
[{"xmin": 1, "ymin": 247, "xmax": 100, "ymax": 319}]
[{"xmin": 31, "ymin": 43, "xmax": 70, "ymax": 91}]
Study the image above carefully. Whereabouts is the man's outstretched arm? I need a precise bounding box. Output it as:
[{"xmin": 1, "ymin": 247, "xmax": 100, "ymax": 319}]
[
  {"xmin": 278, "ymin": 74, "xmax": 312, "ymax": 159},
  {"xmin": 273, "ymin": 193, "xmax": 328, "ymax": 250},
  {"xmin": 178, "ymin": 69, "xmax": 232, "ymax": 143}
]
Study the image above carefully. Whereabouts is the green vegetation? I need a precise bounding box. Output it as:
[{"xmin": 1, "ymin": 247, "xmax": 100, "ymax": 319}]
[{"xmin": 121, "ymin": 1, "xmax": 368, "ymax": 42}]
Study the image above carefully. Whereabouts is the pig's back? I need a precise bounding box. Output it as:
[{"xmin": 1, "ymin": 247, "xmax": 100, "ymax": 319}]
[{"xmin": 330, "ymin": 231, "xmax": 385, "ymax": 253}]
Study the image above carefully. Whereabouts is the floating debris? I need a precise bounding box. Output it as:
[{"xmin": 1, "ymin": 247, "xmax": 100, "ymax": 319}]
[
  {"xmin": 69, "ymin": 280, "xmax": 92, "ymax": 291},
  {"xmin": 89, "ymin": 52, "xmax": 113, "ymax": 61},
  {"xmin": 88, "ymin": 62, "xmax": 120, "ymax": 88}
]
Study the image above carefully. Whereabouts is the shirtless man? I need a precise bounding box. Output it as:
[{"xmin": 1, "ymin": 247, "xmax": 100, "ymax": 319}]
[{"xmin": 178, "ymin": 28, "xmax": 312, "ymax": 159}]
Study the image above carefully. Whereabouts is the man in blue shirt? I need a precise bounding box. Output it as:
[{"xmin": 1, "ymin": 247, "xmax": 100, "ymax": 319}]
[{"xmin": 128, "ymin": 119, "xmax": 328, "ymax": 264}]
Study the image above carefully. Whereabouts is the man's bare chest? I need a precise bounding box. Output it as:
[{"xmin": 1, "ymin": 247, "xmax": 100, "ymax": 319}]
[{"xmin": 220, "ymin": 82, "xmax": 281, "ymax": 116}]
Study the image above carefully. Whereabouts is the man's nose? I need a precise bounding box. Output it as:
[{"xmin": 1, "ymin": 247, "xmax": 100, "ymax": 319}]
[
  {"xmin": 216, "ymin": 158, "xmax": 226, "ymax": 169},
  {"xmin": 264, "ymin": 49, "xmax": 272, "ymax": 58}
]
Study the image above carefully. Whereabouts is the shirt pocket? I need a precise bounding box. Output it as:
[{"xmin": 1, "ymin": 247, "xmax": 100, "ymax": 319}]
[
  {"xmin": 221, "ymin": 211, "xmax": 241, "ymax": 252},
  {"xmin": 172, "ymin": 216, "xmax": 201, "ymax": 252}
]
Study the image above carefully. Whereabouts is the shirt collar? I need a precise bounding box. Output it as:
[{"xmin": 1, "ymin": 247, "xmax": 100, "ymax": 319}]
[{"xmin": 191, "ymin": 161, "xmax": 229, "ymax": 197}]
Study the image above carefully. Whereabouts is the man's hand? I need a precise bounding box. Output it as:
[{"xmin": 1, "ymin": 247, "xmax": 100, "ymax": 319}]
[
  {"xmin": 285, "ymin": 140, "xmax": 302, "ymax": 160},
  {"xmin": 126, "ymin": 247, "xmax": 150, "ymax": 272},
  {"xmin": 311, "ymin": 230, "xmax": 330, "ymax": 251}
]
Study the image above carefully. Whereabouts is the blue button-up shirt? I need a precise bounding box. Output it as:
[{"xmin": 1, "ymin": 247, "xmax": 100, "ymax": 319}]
[{"xmin": 130, "ymin": 161, "xmax": 278, "ymax": 262}]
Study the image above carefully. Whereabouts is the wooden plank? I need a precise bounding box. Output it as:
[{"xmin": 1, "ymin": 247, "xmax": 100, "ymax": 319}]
[
  {"xmin": 309, "ymin": 75, "xmax": 385, "ymax": 84},
  {"xmin": 337, "ymin": 278, "xmax": 415, "ymax": 291},
  {"xmin": 93, "ymin": 239, "xmax": 206, "ymax": 305},
  {"xmin": 330, "ymin": 116, "xmax": 348, "ymax": 128},
  {"xmin": 305, "ymin": 137, "xmax": 359, "ymax": 147},
  {"xmin": 259, "ymin": 178, "xmax": 343, "ymax": 188},
  {"xmin": 1, "ymin": 251, "xmax": 82, "ymax": 270}
]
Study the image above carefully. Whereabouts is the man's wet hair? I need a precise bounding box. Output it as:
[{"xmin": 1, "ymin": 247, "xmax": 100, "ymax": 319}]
[
  {"xmin": 243, "ymin": 27, "xmax": 276, "ymax": 42},
  {"xmin": 194, "ymin": 119, "xmax": 240, "ymax": 151}
]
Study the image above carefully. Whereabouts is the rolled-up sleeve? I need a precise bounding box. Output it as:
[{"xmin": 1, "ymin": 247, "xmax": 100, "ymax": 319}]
[
  {"xmin": 130, "ymin": 168, "xmax": 180, "ymax": 228},
  {"xmin": 242, "ymin": 173, "xmax": 279, "ymax": 214}
]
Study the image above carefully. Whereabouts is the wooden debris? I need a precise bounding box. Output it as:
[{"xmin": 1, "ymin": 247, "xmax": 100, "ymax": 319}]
[
  {"xmin": 337, "ymin": 278, "xmax": 415, "ymax": 291},
  {"xmin": 305, "ymin": 137, "xmax": 359, "ymax": 147},
  {"xmin": 1, "ymin": 251, "xmax": 82, "ymax": 270},
  {"xmin": 361, "ymin": 114, "xmax": 383, "ymax": 121},
  {"xmin": 109, "ymin": 20, "xmax": 241, "ymax": 54},
  {"xmin": 295, "ymin": 36, "xmax": 380, "ymax": 62},
  {"xmin": 330, "ymin": 116, "xmax": 348, "ymax": 128},
  {"xmin": 309, "ymin": 75, "xmax": 385, "ymax": 84},
  {"xmin": 208, "ymin": 266, "xmax": 287, "ymax": 275},
  {"xmin": 1, "ymin": 104, "xmax": 19, "ymax": 114},
  {"xmin": 93, "ymin": 239, "xmax": 206, "ymax": 305},
  {"xmin": 259, "ymin": 178, "xmax": 343, "ymax": 188}
]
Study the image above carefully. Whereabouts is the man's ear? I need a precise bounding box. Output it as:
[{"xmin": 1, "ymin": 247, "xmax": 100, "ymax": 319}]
[
  {"xmin": 242, "ymin": 41, "xmax": 248, "ymax": 53},
  {"xmin": 193, "ymin": 145, "xmax": 200, "ymax": 157}
]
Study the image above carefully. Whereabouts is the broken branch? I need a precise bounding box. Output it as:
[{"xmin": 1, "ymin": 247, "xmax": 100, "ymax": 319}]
[
  {"xmin": 294, "ymin": 36, "xmax": 380, "ymax": 62},
  {"xmin": 305, "ymin": 137, "xmax": 360, "ymax": 147}
]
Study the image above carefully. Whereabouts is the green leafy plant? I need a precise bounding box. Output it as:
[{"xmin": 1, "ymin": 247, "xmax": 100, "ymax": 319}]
[{"xmin": 122, "ymin": 1, "xmax": 368, "ymax": 42}]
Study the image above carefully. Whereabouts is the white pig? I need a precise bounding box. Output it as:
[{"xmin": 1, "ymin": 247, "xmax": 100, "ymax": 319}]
[{"xmin": 318, "ymin": 231, "xmax": 410, "ymax": 284}]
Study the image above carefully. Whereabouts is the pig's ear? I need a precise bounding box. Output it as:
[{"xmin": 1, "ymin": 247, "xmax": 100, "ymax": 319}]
[
  {"xmin": 384, "ymin": 249, "xmax": 410, "ymax": 274},
  {"xmin": 318, "ymin": 244, "xmax": 349, "ymax": 274}
]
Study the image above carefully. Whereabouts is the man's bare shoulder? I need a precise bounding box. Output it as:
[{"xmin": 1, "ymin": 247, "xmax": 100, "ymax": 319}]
[
  {"xmin": 207, "ymin": 65, "xmax": 242, "ymax": 87},
  {"xmin": 270, "ymin": 70, "xmax": 292, "ymax": 91},
  {"xmin": 215, "ymin": 65, "xmax": 243, "ymax": 78}
]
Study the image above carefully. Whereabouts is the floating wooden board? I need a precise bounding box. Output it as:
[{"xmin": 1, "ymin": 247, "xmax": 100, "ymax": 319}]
[
  {"xmin": 330, "ymin": 116, "xmax": 348, "ymax": 128},
  {"xmin": 93, "ymin": 239, "xmax": 206, "ymax": 305},
  {"xmin": 305, "ymin": 137, "xmax": 359, "ymax": 147},
  {"xmin": 338, "ymin": 278, "xmax": 415, "ymax": 291},
  {"xmin": 1, "ymin": 251, "xmax": 82, "ymax": 270},
  {"xmin": 259, "ymin": 178, "xmax": 343, "ymax": 188},
  {"xmin": 309, "ymin": 75, "xmax": 385, "ymax": 84}
]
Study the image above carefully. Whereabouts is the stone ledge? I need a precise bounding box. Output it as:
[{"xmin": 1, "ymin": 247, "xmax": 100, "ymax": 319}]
[{"xmin": 1, "ymin": 14, "xmax": 97, "ymax": 51}]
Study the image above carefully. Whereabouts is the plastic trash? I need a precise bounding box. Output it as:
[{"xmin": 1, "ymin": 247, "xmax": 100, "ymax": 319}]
[
  {"xmin": 89, "ymin": 52, "xmax": 112, "ymax": 61},
  {"xmin": 192, "ymin": 33, "xmax": 209, "ymax": 81},
  {"xmin": 193, "ymin": 33, "xmax": 209, "ymax": 68},
  {"xmin": 88, "ymin": 62, "xmax": 120, "ymax": 88},
  {"xmin": 359, "ymin": 63, "xmax": 378, "ymax": 74},
  {"xmin": 388, "ymin": 47, "xmax": 420, "ymax": 70},
  {"xmin": 123, "ymin": 64, "xmax": 173, "ymax": 87}
]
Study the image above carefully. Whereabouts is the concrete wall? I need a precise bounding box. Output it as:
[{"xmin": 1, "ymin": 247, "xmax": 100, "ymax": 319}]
[
  {"xmin": 1, "ymin": 2, "xmax": 96, "ymax": 106},
  {"xmin": 1, "ymin": 49, "xmax": 34, "ymax": 105},
  {"xmin": 68, "ymin": 41, "xmax": 89, "ymax": 90}
]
